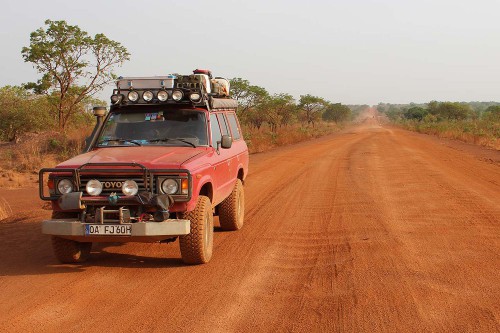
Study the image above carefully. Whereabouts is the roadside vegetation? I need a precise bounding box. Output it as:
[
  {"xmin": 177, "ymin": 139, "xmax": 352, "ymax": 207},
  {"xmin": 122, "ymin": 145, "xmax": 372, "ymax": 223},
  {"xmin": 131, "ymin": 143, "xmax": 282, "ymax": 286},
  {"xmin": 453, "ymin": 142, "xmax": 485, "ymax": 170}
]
[
  {"xmin": 230, "ymin": 78, "xmax": 366, "ymax": 153},
  {"xmin": 378, "ymin": 101, "xmax": 500, "ymax": 149},
  {"xmin": 0, "ymin": 19, "xmax": 363, "ymax": 187}
]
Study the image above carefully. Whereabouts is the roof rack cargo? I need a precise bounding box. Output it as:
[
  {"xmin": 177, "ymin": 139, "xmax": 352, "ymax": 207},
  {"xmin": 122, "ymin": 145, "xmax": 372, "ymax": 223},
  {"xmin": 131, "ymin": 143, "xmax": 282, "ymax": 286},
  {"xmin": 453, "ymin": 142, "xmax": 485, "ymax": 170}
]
[{"xmin": 110, "ymin": 69, "xmax": 235, "ymax": 110}]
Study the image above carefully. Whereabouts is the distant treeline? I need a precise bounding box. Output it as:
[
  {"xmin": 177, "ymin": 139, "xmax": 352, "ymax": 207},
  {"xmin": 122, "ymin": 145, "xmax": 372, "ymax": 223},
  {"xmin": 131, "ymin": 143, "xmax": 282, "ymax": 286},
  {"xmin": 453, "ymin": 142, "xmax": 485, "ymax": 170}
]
[
  {"xmin": 378, "ymin": 101, "xmax": 499, "ymax": 148},
  {"xmin": 230, "ymin": 78, "xmax": 367, "ymax": 132},
  {"xmin": 377, "ymin": 101, "xmax": 500, "ymax": 123}
]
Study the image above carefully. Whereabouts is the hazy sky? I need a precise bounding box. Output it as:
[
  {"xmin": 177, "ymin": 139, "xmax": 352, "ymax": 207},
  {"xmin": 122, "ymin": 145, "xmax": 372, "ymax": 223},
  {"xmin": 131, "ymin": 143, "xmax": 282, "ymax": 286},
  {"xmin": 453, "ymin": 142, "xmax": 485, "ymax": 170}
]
[{"xmin": 1, "ymin": 0, "xmax": 499, "ymax": 105}]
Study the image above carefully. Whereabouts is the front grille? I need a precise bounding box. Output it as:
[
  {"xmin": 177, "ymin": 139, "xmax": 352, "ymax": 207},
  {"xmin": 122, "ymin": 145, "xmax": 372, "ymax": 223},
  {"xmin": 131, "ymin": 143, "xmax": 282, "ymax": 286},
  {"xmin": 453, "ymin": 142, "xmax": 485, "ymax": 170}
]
[{"xmin": 79, "ymin": 175, "xmax": 154, "ymax": 195}]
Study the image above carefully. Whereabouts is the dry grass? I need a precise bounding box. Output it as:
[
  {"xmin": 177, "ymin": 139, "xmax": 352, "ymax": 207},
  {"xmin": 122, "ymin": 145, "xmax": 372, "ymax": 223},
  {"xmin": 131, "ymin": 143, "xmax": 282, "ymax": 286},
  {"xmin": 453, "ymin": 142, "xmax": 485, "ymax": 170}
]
[
  {"xmin": 399, "ymin": 120, "xmax": 499, "ymax": 150},
  {"xmin": 242, "ymin": 122, "xmax": 343, "ymax": 154},
  {"xmin": 0, "ymin": 197, "xmax": 13, "ymax": 221}
]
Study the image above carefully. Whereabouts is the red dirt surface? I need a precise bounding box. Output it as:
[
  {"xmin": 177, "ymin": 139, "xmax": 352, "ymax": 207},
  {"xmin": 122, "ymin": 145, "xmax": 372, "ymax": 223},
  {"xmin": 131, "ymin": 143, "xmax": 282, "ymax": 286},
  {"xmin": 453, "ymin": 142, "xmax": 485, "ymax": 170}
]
[{"xmin": 0, "ymin": 108, "xmax": 499, "ymax": 332}]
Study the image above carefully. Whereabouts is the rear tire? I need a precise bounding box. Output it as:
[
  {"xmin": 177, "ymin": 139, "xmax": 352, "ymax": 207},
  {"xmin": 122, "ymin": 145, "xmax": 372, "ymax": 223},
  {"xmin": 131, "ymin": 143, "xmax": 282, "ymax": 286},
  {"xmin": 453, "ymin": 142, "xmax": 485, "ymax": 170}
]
[
  {"xmin": 219, "ymin": 179, "xmax": 244, "ymax": 231},
  {"xmin": 51, "ymin": 236, "xmax": 92, "ymax": 263},
  {"xmin": 179, "ymin": 196, "xmax": 214, "ymax": 264},
  {"xmin": 50, "ymin": 211, "xmax": 91, "ymax": 263}
]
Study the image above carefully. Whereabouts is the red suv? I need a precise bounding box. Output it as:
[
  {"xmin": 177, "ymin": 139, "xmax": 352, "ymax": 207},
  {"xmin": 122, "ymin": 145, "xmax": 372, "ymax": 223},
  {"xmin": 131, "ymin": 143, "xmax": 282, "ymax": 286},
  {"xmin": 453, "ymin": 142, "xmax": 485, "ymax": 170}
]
[{"xmin": 39, "ymin": 71, "xmax": 249, "ymax": 265}]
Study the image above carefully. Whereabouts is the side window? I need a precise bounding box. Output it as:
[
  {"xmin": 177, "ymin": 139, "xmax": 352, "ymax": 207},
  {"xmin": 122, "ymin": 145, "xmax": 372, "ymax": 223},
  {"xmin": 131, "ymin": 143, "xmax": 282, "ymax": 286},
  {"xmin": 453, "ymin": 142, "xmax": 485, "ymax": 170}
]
[
  {"xmin": 210, "ymin": 113, "xmax": 222, "ymax": 147},
  {"xmin": 227, "ymin": 113, "xmax": 241, "ymax": 140},
  {"xmin": 217, "ymin": 113, "xmax": 229, "ymax": 135}
]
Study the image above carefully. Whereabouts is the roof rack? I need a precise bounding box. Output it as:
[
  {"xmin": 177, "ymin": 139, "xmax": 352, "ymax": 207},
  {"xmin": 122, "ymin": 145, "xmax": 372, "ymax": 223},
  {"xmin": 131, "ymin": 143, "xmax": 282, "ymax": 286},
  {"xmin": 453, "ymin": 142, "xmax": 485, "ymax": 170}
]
[{"xmin": 110, "ymin": 70, "xmax": 236, "ymax": 110}]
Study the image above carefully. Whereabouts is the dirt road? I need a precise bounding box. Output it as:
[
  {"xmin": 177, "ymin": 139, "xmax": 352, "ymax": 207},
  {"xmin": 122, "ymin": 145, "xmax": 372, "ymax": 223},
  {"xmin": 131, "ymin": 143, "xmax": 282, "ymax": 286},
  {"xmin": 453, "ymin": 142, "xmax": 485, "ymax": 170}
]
[{"xmin": 1, "ymin": 109, "xmax": 499, "ymax": 332}]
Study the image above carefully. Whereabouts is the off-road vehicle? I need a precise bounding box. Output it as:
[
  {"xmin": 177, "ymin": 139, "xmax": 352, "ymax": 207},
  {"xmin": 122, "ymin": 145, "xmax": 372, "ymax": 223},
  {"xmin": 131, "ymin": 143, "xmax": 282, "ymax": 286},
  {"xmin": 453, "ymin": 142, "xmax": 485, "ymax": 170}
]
[{"xmin": 39, "ymin": 69, "xmax": 248, "ymax": 265}]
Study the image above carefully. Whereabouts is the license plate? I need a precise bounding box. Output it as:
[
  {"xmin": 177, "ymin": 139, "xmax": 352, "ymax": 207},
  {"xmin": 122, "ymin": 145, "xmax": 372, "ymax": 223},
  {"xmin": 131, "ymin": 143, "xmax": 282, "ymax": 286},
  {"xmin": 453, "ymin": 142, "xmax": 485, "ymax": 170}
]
[{"xmin": 85, "ymin": 224, "xmax": 132, "ymax": 236}]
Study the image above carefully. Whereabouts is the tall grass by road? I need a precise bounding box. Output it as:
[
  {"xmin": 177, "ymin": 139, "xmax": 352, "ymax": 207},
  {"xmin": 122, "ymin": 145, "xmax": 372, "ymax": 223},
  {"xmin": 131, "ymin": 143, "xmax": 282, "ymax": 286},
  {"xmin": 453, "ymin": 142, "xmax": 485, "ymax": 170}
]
[
  {"xmin": 397, "ymin": 119, "xmax": 499, "ymax": 150},
  {"xmin": 243, "ymin": 122, "xmax": 343, "ymax": 153}
]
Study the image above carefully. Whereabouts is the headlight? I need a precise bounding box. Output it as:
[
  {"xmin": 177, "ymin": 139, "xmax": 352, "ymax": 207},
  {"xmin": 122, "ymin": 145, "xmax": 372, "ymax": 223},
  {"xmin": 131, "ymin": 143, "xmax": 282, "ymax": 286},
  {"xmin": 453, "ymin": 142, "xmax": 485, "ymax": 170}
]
[
  {"xmin": 57, "ymin": 179, "xmax": 74, "ymax": 194},
  {"xmin": 161, "ymin": 179, "xmax": 178, "ymax": 194},
  {"xmin": 157, "ymin": 90, "xmax": 169, "ymax": 102},
  {"xmin": 189, "ymin": 92, "xmax": 201, "ymax": 102},
  {"xmin": 172, "ymin": 90, "xmax": 184, "ymax": 101},
  {"xmin": 110, "ymin": 94, "xmax": 123, "ymax": 105},
  {"xmin": 143, "ymin": 90, "xmax": 154, "ymax": 102},
  {"xmin": 128, "ymin": 91, "xmax": 139, "ymax": 102},
  {"xmin": 122, "ymin": 180, "xmax": 138, "ymax": 196},
  {"xmin": 86, "ymin": 179, "xmax": 103, "ymax": 196}
]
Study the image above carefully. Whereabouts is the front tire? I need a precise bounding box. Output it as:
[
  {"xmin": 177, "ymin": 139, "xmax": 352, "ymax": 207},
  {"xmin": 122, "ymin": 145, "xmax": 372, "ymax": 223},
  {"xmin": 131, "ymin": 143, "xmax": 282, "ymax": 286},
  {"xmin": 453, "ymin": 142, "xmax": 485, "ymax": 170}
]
[
  {"xmin": 219, "ymin": 179, "xmax": 244, "ymax": 231},
  {"xmin": 51, "ymin": 236, "xmax": 92, "ymax": 263},
  {"xmin": 50, "ymin": 211, "xmax": 92, "ymax": 263},
  {"xmin": 179, "ymin": 195, "xmax": 214, "ymax": 264}
]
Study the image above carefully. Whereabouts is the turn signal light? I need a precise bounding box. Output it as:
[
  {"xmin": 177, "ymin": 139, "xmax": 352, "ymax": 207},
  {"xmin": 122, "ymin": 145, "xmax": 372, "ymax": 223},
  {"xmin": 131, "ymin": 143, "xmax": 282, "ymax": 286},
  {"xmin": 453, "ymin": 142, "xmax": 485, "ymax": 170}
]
[{"xmin": 181, "ymin": 179, "xmax": 189, "ymax": 194}]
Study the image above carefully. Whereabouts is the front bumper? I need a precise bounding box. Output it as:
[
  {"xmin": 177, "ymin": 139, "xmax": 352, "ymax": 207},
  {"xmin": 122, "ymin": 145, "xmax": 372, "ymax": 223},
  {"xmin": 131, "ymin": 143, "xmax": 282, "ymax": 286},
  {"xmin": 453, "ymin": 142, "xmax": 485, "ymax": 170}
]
[{"xmin": 42, "ymin": 219, "xmax": 190, "ymax": 243}]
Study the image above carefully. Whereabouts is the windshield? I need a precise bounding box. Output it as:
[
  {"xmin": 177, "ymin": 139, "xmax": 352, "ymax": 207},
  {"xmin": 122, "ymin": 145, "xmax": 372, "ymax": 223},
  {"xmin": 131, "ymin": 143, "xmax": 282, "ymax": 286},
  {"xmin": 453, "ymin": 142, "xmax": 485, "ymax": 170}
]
[{"xmin": 97, "ymin": 109, "xmax": 208, "ymax": 147}]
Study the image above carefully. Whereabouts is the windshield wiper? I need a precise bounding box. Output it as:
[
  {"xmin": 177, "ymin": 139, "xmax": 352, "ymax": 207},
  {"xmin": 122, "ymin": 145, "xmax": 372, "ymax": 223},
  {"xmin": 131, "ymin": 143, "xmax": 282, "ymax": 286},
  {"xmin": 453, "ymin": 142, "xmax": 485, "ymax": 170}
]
[
  {"xmin": 149, "ymin": 138, "xmax": 197, "ymax": 148},
  {"xmin": 98, "ymin": 138, "xmax": 142, "ymax": 146}
]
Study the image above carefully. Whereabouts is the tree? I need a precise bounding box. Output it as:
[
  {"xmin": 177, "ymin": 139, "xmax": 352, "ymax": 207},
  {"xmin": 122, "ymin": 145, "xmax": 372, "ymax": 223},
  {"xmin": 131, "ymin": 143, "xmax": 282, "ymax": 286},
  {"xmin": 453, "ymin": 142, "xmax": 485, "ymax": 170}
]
[
  {"xmin": 299, "ymin": 94, "xmax": 327, "ymax": 126},
  {"xmin": 322, "ymin": 103, "xmax": 352, "ymax": 123},
  {"xmin": 230, "ymin": 78, "xmax": 269, "ymax": 128},
  {"xmin": 0, "ymin": 86, "xmax": 53, "ymax": 142},
  {"xmin": 385, "ymin": 105, "xmax": 402, "ymax": 121},
  {"xmin": 22, "ymin": 19, "xmax": 130, "ymax": 129},
  {"xmin": 483, "ymin": 105, "xmax": 500, "ymax": 122},
  {"xmin": 403, "ymin": 106, "xmax": 429, "ymax": 121},
  {"xmin": 435, "ymin": 102, "xmax": 470, "ymax": 120},
  {"xmin": 259, "ymin": 93, "xmax": 296, "ymax": 132},
  {"xmin": 230, "ymin": 78, "xmax": 268, "ymax": 114}
]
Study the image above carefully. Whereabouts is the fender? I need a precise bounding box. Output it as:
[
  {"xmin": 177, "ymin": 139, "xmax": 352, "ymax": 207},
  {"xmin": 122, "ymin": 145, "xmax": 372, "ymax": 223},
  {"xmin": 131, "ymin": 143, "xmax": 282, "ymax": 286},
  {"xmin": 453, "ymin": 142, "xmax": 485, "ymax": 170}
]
[{"xmin": 188, "ymin": 174, "xmax": 214, "ymax": 211}]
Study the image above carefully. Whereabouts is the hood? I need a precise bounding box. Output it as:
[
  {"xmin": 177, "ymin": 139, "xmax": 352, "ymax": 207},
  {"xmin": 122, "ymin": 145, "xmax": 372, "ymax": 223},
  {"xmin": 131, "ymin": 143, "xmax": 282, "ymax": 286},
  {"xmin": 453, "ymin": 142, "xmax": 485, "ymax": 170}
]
[{"xmin": 57, "ymin": 146, "xmax": 208, "ymax": 169}]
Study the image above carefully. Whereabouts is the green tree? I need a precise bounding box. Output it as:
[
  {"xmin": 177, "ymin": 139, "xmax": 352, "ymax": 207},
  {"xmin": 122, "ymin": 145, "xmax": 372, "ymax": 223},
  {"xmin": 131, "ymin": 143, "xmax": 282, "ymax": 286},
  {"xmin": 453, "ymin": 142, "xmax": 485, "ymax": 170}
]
[
  {"xmin": 436, "ymin": 102, "xmax": 470, "ymax": 120},
  {"xmin": 230, "ymin": 78, "xmax": 268, "ymax": 113},
  {"xmin": 483, "ymin": 105, "xmax": 500, "ymax": 122},
  {"xmin": 230, "ymin": 78, "xmax": 269, "ymax": 128},
  {"xmin": 0, "ymin": 86, "xmax": 53, "ymax": 142},
  {"xmin": 22, "ymin": 19, "xmax": 129, "ymax": 130},
  {"xmin": 299, "ymin": 94, "xmax": 327, "ymax": 126},
  {"xmin": 322, "ymin": 103, "xmax": 352, "ymax": 123},
  {"xmin": 385, "ymin": 105, "xmax": 402, "ymax": 121},
  {"xmin": 403, "ymin": 106, "xmax": 429, "ymax": 121},
  {"xmin": 259, "ymin": 93, "xmax": 296, "ymax": 132}
]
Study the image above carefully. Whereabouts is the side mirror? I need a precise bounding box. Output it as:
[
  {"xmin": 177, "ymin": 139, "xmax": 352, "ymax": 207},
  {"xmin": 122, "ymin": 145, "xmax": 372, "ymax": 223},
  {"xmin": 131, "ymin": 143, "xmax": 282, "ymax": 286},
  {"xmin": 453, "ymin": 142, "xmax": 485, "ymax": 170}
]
[{"xmin": 220, "ymin": 135, "xmax": 233, "ymax": 149}]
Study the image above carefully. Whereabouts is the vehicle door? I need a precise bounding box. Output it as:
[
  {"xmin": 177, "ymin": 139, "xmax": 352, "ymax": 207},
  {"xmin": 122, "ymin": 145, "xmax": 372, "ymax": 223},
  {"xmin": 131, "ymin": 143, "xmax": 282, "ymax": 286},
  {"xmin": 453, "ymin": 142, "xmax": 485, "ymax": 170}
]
[
  {"xmin": 209, "ymin": 112, "xmax": 233, "ymax": 204},
  {"xmin": 225, "ymin": 112, "xmax": 244, "ymax": 181}
]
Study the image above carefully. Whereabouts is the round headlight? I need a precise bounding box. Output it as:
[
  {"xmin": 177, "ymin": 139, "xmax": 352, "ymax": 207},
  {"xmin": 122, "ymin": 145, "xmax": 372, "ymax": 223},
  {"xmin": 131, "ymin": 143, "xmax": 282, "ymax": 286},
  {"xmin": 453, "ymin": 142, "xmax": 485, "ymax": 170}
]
[
  {"xmin": 157, "ymin": 90, "xmax": 169, "ymax": 102},
  {"xmin": 128, "ymin": 91, "xmax": 139, "ymax": 102},
  {"xmin": 172, "ymin": 90, "xmax": 184, "ymax": 101},
  {"xmin": 122, "ymin": 180, "xmax": 138, "ymax": 196},
  {"xmin": 161, "ymin": 179, "xmax": 178, "ymax": 194},
  {"xmin": 86, "ymin": 179, "xmax": 103, "ymax": 196},
  {"xmin": 57, "ymin": 179, "xmax": 74, "ymax": 194},
  {"xmin": 189, "ymin": 93, "xmax": 201, "ymax": 102},
  {"xmin": 111, "ymin": 94, "xmax": 123, "ymax": 105},
  {"xmin": 143, "ymin": 90, "xmax": 154, "ymax": 102}
]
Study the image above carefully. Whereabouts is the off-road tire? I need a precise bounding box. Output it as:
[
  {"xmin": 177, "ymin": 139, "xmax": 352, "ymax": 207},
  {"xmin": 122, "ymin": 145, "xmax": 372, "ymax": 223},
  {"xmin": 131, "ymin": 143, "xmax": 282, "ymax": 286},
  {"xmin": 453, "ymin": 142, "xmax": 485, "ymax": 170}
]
[
  {"xmin": 51, "ymin": 236, "xmax": 92, "ymax": 263},
  {"xmin": 219, "ymin": 179, "xmax": 244, "ymax": 231},
  {"xmin": 50, "ymin": 211, "xmax": 92, "ymax": 263},
  {"xmin": 179, "ymin": 195, "xmax": 214, "ymax": 264}
]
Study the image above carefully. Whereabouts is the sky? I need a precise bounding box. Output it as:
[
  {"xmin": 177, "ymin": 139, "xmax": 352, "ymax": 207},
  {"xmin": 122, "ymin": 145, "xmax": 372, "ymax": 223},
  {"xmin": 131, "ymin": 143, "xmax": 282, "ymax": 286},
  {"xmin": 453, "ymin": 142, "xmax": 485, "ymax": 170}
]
[{"xmin": 1, "ymin": 0, "xmax": 499, "ymax": 105}]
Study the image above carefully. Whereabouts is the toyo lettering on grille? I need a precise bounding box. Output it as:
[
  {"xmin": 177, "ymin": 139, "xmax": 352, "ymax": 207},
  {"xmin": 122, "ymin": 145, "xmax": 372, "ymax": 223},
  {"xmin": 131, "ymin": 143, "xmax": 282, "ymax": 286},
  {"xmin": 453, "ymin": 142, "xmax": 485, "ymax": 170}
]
[
  {"xmin": 80, "ymin": 176, "xmax": 154, "ymax": 195},
  {"xmin": 103, "ymin": 181, "xmax": 123, "ymax": 189}
]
